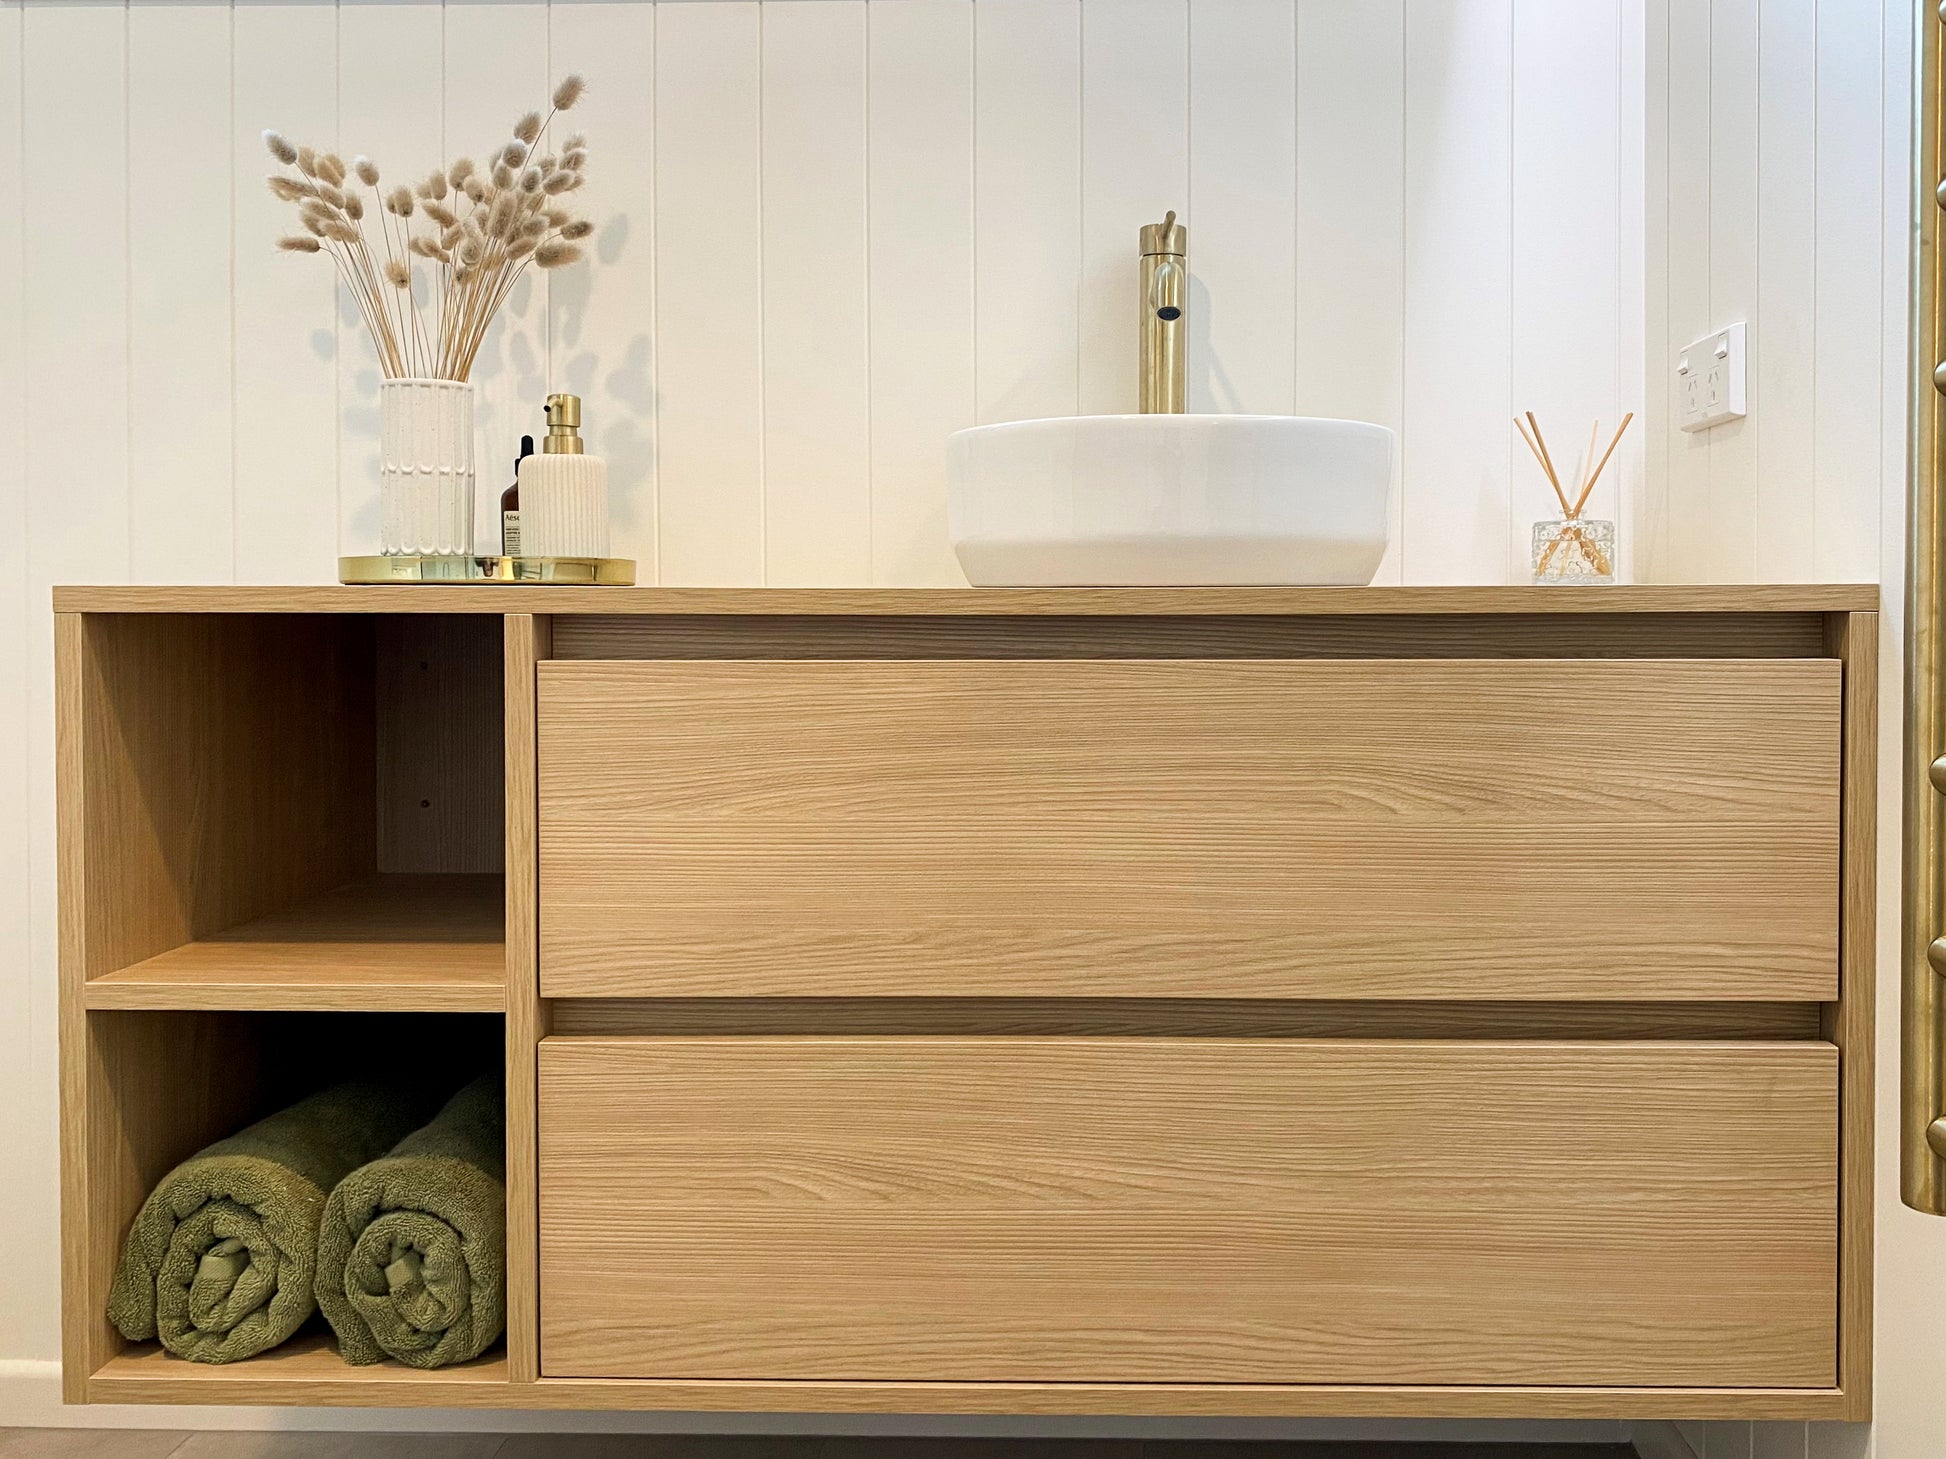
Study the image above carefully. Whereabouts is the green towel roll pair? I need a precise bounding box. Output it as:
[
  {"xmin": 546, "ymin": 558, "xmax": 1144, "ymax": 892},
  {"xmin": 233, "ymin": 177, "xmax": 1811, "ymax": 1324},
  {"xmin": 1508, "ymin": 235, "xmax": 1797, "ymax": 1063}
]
[{"xmin": 108, "ymin": 1075, "xmax": 505, "ymax": 1369}]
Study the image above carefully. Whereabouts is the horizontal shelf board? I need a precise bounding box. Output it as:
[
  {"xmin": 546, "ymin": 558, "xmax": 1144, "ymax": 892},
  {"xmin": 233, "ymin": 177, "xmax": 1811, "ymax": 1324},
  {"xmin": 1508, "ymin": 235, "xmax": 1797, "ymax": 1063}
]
[
  {"xmin": 52, "ymin": 582, "xmax": 1879, "ymax": 617},
  {"xmin": 85, "ymin": 874, "xmax": 505, "ymax": 1012},
  {"xmin": 90, "ymin": 1333, "xmax": 511, "ymax": 1405}
]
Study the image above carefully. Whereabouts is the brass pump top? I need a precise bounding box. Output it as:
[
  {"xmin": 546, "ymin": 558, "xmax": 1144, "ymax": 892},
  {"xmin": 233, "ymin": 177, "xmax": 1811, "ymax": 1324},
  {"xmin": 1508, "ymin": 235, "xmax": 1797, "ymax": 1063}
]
[
  {"xmin": 1139, "ymin": 210, "xmax": 1187, "ymax": 257},
  {"xmin": 542, "ymin": 393, "xmax": 585, "ymax": 455}
]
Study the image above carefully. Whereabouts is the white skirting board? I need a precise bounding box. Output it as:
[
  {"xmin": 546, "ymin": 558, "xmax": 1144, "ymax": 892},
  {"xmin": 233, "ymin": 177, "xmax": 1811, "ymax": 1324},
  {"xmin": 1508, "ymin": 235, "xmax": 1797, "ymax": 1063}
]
[{"xmin": 0, "ymin": 1364, "xmax": 1633, "ymax": 1442}]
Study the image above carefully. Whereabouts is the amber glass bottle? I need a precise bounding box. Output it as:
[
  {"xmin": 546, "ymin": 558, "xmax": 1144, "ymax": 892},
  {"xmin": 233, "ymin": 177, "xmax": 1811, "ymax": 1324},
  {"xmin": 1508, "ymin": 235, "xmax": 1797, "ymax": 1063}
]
[{"xmin": 501, "ymin": 434, "xmax": 535, "ymax": 557}]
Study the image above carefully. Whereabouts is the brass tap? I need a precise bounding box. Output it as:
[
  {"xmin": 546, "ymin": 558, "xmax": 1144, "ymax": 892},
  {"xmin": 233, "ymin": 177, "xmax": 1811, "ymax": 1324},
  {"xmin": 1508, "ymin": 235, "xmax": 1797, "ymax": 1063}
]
[{"xmin": 1139, "ymin": 210, "xmax": 1187, "ymax": 413}]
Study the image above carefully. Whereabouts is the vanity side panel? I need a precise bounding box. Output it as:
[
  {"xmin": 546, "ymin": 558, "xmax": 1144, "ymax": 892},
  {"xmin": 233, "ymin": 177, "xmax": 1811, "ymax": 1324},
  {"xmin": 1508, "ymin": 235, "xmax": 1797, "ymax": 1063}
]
[
  {"xmin": 538, "ymin": 657, "xmax": 1840, "ymax": 1000},
  {"xmin": 1829, "ymin": 610, "xmax": 1876, "ymax": 1418},
  {"xmin": 505, "ymin": 613, "xmax": 550, "ymax": 1386}
]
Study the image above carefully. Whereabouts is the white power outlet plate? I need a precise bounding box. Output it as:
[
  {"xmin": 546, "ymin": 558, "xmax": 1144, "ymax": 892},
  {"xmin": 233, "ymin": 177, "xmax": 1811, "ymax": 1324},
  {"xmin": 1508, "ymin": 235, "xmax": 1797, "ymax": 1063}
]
[{"xmin": 1676, "ymin": 322, "xmax": 1747, "ymax": 432}]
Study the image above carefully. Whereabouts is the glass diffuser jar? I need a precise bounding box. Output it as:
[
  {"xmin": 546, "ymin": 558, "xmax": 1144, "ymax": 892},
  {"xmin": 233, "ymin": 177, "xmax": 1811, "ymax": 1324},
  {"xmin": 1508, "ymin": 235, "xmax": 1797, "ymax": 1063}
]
[{"xmin": 1531, "ymin": 516, "xmax": 1615, "ymax": 584}]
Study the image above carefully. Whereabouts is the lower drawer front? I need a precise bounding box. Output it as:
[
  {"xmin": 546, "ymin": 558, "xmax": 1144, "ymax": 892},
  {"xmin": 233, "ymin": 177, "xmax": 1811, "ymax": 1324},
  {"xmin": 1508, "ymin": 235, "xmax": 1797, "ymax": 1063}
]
[{"xmin": 538, "ymin": 1036, "xmax": 1837, "ymax": 1387}]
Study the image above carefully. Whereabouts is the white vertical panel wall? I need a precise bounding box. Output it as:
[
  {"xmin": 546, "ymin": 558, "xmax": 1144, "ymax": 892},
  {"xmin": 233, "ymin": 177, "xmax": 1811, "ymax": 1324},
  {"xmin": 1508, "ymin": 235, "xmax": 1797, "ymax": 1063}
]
[{"xmin": 0, "ymin": 0, "xmax": 1647, "ymax": 1389}]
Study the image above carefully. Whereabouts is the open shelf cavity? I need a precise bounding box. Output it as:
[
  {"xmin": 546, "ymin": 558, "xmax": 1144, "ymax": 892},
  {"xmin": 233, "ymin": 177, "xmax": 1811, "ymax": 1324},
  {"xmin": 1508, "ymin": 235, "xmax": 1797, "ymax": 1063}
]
[{"xmin": 84, "ymin": 873, "xmax": 505, "ymax": 1011}]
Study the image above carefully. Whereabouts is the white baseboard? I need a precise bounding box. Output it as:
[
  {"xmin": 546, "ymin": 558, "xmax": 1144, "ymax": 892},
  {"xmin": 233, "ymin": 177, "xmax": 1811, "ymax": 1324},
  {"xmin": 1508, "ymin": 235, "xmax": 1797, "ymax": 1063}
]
[
  {"xmin": 1631, "ymin": 1419, "xmax": 1703, "ymax": 1459},
  {"xmin": 0, "ymin": 1363, "xmax": 1632, "ymax": 1443}
]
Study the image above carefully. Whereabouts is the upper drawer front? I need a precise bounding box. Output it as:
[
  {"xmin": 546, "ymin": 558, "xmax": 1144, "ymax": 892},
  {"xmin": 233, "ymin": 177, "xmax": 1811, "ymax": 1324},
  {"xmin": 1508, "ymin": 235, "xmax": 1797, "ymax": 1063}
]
[
  {"xmin": 537, "ymin": 658, "xmax": 1840, "ymax": 999},
  {"xmin": 537, "ymin": 1035, "xmax": 1838, "ymax": 1386}
]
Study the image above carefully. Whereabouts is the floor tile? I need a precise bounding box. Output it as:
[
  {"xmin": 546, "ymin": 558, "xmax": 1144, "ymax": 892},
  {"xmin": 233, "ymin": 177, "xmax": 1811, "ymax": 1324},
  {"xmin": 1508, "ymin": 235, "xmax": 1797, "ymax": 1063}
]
[
  {"xmin": 167, "ymin": 1435, "xmax": 504, "ymax": 1459},
  {"xmin": 493, "ymin": 1439, "xmax": 824, "ymax": 1459},
  {"xmin": 0, "ymin": 1435, "xmax": 189, "ymax": 1459}
]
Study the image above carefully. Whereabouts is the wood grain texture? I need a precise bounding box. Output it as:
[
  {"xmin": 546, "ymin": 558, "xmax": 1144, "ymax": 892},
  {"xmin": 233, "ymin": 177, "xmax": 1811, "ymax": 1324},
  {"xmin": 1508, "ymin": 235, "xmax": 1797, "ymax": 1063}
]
[
  {"xmin": 538, "ymin": 1036, "xmax": 1837, "ymax": 1387},
  {"xmin": 73, "ymin": 613, "xmax": 376, "ymax": 980},
  {"xmin": 49, "ymin": 583, "xmax": 1881, "ymax": 616},
  {"xmin": 504, "ymin": 614, "xmax": 552, "ymax": 1385},
  {"xmin": 81, "ymin": 875, "xmax": 504, "ymax": 1012},
  {"xmin": 376, "ymin": 616, "xmax": 505, "ymax": 875},
  {"xmin": 549, "ymin": 997, "xmax": 1824, "ymax": 1042},
  {"xmin": 90, "ymin": 1331, "xmax": 511, "ymax": 1407},
  {"xmin": 56, "ymin": 612, "xmax": 89, "ymax": 1400},
  {"xmin": 1829, "ymin": 612, "xmax": 1876, "ymax": 1419},
  {"xmin": 73, "ymin": 1011, "xmax": 267, "ymax": 1393},
  {"xmin": 548, "ymin": 610, "xmax": 1830, "ymax": 661},
  {"xmin": 539, "ymin": 657, "xmax": 1840, "ymax": 1000}
]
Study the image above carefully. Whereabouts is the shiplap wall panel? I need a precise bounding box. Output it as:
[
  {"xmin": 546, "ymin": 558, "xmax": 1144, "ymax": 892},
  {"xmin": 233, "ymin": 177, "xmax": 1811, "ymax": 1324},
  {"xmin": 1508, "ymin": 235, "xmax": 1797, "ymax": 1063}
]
[
  {"xmin": 974, "ymin": 0, "xmax": 1081, "ymax": 426},
  {"xmin": 547, "ymin": 1, "xmax": 658, "ymax": 573},
  {"xmin": 1510, "ymin": 0, "xmax": 1626, "ymax": 576},
  {"xmin": 1079, "ymin": 0, "xmax": 1188, "ymax": 417},
  {"xmin": 0, "ymin": 0, "xmax": 30, "ymax": 1364},
  {"xmin": 1295, "ymin": 0, "xmax": 1404, "ymax": 583},
  {"xmin": 129, "ymin": 3, "xmax": 235, "ymax": 583},
  {"xmin": 1639, "ymin": 0, "xmax": 1670, "ymax": 580},
  {"xmin": 446, "ymin": 1, "xmax": 553, "ymax": 555},
  {"xmin": 1752, "ymin": 0, "xmax": 1817, "ymax": 582},
  {"xmin": 1401, "ymin": 0, "xmax": 1513, "ymax": 584},
  {"xmin": 335, "ymin": 1, "xmax": 444, "ymax": 557},
  {"xmin": 1660, "ymin": 0, "xmax": 1710, "ymax": 582},
  {"xmin": 761, "ymin": 0, "xmax": 872, "ymax": 586},
  {"xmin": 1811, "ymin": 0, "xmax": 1884, "ymax": 582},
  {"xmin": 865, "ymin": 0, "xmax": 974, "ymax": 586},
  {"xmin": 1191, "ymin": 0, "xmax": 1296, "ymax": 418},
  {"xmin": 21, "ymin": 0, "xmax": 130, "ymax": 1365},
  {"xmin": 654, "ymin": 0, "xmax": 764, "ymax": 585},
  {"xmin": 1705, "ymin": 0, "xmax": 1758, "ymax": 582},
  {"xmin": 233, "ymin": 0, "xmax": 339, "ymax": 584}
]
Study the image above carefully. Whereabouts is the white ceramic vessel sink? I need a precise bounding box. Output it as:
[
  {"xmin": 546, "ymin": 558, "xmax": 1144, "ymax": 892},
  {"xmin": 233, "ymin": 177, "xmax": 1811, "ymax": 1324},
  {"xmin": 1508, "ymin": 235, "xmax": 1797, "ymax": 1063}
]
[{"xmin": 948, "ymin": 414, "xmax": 1394, "ymax": 587}]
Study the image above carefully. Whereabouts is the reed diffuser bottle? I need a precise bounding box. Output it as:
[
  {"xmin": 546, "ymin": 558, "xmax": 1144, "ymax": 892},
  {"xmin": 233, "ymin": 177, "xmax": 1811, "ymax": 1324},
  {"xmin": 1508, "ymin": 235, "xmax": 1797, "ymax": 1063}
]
[{"xmin": 518, "ymin": 394, "xmax": 609, "ymax": 558}]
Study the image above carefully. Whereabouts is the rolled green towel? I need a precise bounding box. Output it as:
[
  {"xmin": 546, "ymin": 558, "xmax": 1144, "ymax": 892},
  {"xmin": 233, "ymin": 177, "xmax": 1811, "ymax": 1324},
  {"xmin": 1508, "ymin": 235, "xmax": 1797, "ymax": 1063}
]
[
  {"xmin": 108, "ymin": 1081, "xmax": 439, "ymax": 1364},
  {"xmin": 314, "ymin": 1074, "xmax": 505, "ymax": 1368}
]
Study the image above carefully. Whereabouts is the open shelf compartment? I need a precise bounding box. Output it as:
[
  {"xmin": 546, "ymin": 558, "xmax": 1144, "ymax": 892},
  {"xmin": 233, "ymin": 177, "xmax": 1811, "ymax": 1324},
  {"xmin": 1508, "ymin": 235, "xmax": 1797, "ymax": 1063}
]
[{"xmin": 65, "ymin": 612, "xmax": 506, "ymax": 1010}]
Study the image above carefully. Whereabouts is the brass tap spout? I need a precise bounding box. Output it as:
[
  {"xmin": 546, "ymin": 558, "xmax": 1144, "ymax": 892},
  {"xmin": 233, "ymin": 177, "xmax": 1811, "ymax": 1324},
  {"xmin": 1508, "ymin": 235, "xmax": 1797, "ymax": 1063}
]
[{"xmin": 1139, "ymin": 210, "xmax": 1187, "ymax": 413}]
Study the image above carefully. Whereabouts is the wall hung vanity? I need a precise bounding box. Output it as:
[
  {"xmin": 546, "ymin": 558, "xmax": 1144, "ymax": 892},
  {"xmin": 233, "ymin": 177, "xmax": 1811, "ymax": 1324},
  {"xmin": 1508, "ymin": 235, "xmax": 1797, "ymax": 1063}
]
[{"xmin": 54, "ymin": 583, "xmax": 1875, "ymax": 1419}]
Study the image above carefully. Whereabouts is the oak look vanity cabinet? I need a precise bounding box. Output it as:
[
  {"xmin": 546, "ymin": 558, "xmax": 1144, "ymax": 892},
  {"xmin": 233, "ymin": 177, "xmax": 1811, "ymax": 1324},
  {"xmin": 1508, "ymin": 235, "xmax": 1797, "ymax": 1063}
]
[{"xmin": 55, "ymin": 584, "xmax": 1875, "ymax": 1420}]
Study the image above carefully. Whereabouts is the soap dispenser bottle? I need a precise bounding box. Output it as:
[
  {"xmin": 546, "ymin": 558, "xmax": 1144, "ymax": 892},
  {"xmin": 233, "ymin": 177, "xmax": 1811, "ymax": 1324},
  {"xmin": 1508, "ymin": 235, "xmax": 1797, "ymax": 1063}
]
[{"xmin": 518, "ymin": 393, "xmax": 609, "ymax": 557}]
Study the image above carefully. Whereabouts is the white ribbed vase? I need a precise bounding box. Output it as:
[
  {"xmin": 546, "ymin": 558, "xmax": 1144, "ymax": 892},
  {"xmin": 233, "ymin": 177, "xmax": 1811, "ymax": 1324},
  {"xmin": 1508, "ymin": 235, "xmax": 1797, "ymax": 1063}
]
[
  {"xmin": 379, "ymin": 378, "xmax": 475, "ymax": 556},
  {"xmin": 519, "ymin": 453, "xmax": 610, "ymax": 557}
]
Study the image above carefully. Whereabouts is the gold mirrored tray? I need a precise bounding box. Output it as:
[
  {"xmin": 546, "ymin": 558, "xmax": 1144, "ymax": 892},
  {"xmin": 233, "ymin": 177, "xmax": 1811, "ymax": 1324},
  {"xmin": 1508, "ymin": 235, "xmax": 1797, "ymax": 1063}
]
[{"xmin": 339, "ymin": 555, "xmax": 636, "ymax": 585}]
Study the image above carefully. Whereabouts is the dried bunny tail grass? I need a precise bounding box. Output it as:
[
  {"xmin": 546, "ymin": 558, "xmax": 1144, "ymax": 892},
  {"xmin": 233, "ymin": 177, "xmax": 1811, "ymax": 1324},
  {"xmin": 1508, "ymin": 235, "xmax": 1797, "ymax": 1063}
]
[
  {"xmin": 386, "ymin": 185, "xmax": 416, "ymax": 216},
  {"xmin": 263, "ymin": 130, "xmax": 299, "ymax": 164},
  {"xmin": 520, "ymin": 167, "xmax": 543, "ymax": 194},
  {"xmin": 354, "ymin": 156, "xmax": 380, "ymax": 186},
  {"xmin": 562, "ymin": 148, "xmax": 587, "ymax": 172},
  {"xmin": 487, "ymin": 191, "xmax": 517, "ymax": 237},
  {"xmin": 408, "ymin": 235, "xmax": 445, "ymax": 260},
  {"xmin": 322, "ymin": 219, "xmax": 360, "ymax": 245},
  {"xmin": 425, "ymin": 169, "xmax": 448, "ymax": 200},
  {"xmin": 543, "ymin": 170, "xmax": 576, "ymax": 195},
  {"xmin": 559, "ymin": 218, "xmax": 593, "ymax": 241},
  {"xmin": 296, "ymin": 145, "xmax": 320, "ymax": 177},
  {"xmin": 543, "ymin": 207, "xmax": 570, "ymax": 228},
  {"xmin": 448, "ymin": 156, "xmax": 475, "ymax": 187},
  {"xmin": 277, "ymin": 234, "xmax": 321, "ymax": 253},
  {"xmin": 563, "ymin": 131, "xmax": 586, "ymax": 152},
  {"xmin": 535, "ymin": 240, "xmax": 583, "ymax": 269},
  {"xmin": 514, "ymin": 111, "xmax": 543, "ymax": 145},
  {"xmin": 457, "ymin": 236, "xmax": 484, "ymax": 268},
  {"xmin": 267, "ymin": 174, "xmax": 311, "ymax": 202},
  {"xmin": 315, "ymin": 182, "xmax": 346, "ymax": 209},
  {"xmin": 492, "ymin": 161, "xmax": 515, "ymax": 189},
  {"xmin": 501, "ymin": 141, "xmax": 528, "ymax": 169},
  {"xmin": 383, "ymin": 257, "xmax": 411, "ymax": 288},
  {"xmin": 521, "ymin": 214, "xmax": 548, "ymax": 240},
  {"xmin": 422, "ymin": 200, "xmax": 457, "ymax": 228},
  {"xmin": 552, "ymin": 74, "xmax": 586, "ymax": 110},
  {"xmin": 343, "ymin": 191, "xmax": 365, "ymax": 221},
  {"xmin": 318, "ymin": 153, "xmax": 347, "ymax": 186},
  {"xmin": 439, "ymin": 224, "xmax": 462, "ymax": 250},
  {"xmin": 507, "ymin": 234, "xmax": 538, "ymax": 260},
  {"xmin": 463, "ymin": 175, "xmax": 488, "ymax": 202}
]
